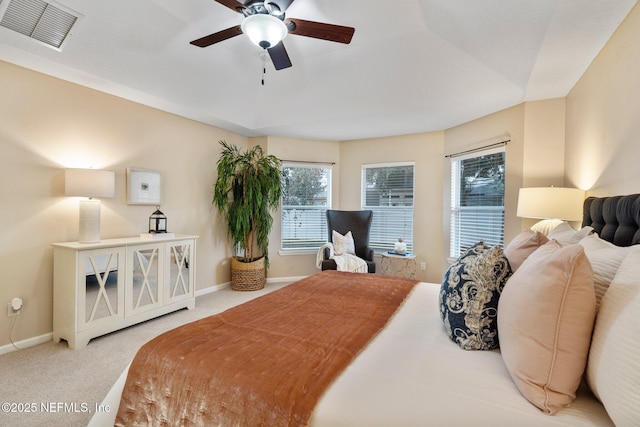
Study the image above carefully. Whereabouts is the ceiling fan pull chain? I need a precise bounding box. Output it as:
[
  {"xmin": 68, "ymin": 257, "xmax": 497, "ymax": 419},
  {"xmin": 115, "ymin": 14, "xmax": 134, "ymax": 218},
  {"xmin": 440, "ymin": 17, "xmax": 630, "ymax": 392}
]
[{"xmin": 261, "ymin": 51, "xmax": 266, "ymax": 85}]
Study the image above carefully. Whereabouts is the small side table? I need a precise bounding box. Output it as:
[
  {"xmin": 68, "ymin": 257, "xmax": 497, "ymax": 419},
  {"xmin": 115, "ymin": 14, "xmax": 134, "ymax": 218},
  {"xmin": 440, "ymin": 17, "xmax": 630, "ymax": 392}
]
[{"xmin": 380, "ymin": 252, "xmax": 417, "ymax": 279}]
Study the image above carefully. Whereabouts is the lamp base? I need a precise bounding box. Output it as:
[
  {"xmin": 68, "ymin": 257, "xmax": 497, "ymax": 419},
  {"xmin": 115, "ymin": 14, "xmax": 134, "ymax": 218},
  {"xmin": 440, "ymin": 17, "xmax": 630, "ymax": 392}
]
[{"xmin": 78, "ymin": 199, "xmax": 101, "ymax": 243}]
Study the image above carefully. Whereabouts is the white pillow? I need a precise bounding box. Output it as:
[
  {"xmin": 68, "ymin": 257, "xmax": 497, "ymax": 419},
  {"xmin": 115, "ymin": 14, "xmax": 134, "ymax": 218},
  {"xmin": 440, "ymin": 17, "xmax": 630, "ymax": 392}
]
[
  {"xmin": 547, "ymin": 221, "xmax": 573, "ymax": 236},
  {"xmin": 548, "ymin": 222, "xmax": 593, "ymax": 245},
  {"xmin": 579, "ymin": 234, "xmax": 630, "ymax": 311},
  {"xmin": 332, "ymin": 230, "xmax": 355, "ymax": 255},
  {"xmin": 586, "ymin": 246, "xmax": 640, "ymax": 426},
  {"xmin": 579, "ymin": 232, "xmax": 617, "ymax": 250},
  {"xmin": 530, "ymin": 218, "xmax": 563, "ymax": 235}
]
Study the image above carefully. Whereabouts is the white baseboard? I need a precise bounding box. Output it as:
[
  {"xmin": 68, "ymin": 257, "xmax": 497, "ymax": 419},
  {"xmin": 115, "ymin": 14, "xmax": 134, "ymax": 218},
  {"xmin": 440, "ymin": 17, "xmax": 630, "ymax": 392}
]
[
  {"xmin": 195, "ymin": 281, "xmax": 230, "ymax": 297},
  {"xmin": 0, "ymin": 332, "xmax": 53, "ymax": 356},
  {"xmin": 268, "ymin": 276, "xmax": 307, "ymax": 284},
  {"xmin": 195, "ymin": 276, "xmax": 306, "ymax": 297}
]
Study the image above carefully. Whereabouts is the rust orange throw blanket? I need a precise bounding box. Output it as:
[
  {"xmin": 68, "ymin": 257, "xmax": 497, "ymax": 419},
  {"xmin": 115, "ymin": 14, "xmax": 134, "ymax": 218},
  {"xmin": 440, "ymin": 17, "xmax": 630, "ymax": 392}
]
[{"xmin": 115, "ymin": 271, "xmax": 417, "ymax": 426}]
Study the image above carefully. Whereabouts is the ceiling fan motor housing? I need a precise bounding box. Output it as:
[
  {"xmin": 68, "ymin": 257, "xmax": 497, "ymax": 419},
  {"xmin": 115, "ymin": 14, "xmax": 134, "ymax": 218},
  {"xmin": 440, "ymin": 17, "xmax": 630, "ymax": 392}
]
[{"xmin": 241, "ymin": 2, "xmax": 285, "ymax": 18}]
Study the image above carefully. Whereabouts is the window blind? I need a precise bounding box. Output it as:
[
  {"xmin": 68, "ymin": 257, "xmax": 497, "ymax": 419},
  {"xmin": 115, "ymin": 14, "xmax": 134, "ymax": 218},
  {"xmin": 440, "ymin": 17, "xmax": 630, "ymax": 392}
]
[
  {"xmin": 450, "ymin": 149, "xmax": 505, "ymax": 258},
  {"xmin": 361, "ymin": 163, "xmax": 414, "ymax": 253},
  {"xmin": 281, "ymin": 163, "xmax": 332, "ymax": 250}
]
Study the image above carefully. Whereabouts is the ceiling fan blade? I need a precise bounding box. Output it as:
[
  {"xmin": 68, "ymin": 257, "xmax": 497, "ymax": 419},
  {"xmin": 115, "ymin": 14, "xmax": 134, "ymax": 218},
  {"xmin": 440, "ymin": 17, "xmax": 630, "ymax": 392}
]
[
  {"xmin": 268, "ymin": 42, "xmax": 292, "ymax": 70},
  {"xmin": 213, "ymin": 0, "xmax": 245, "ymax": 13},
  {"xmin": 190, "ymin": 25, "xmax": 243, "ymax": 47},
  {"xmin": 285, "ymin": 18, "xmax": 355, "ymax": 44}
]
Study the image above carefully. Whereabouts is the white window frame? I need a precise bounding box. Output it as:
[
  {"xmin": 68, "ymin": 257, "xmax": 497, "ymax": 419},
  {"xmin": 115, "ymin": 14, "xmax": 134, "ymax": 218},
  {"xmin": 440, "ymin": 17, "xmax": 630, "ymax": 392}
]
[
  {"xmin": 361, "ymin": 162, "xmax": 415, "ymax": 254},
  {"xmin": 450, "ymin": 147, "xmax": 505, "ymax": 258},
  {"xmin": 280, "ymin": 162, "xmax": 332, "ymax": 253}
]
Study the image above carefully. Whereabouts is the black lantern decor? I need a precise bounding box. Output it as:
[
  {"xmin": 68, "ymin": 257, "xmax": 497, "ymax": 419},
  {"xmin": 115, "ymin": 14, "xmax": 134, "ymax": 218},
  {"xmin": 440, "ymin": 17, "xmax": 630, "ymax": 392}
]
[{"xmin": 148, "ymin": 206, "xmax": 167, "ymax": 234}]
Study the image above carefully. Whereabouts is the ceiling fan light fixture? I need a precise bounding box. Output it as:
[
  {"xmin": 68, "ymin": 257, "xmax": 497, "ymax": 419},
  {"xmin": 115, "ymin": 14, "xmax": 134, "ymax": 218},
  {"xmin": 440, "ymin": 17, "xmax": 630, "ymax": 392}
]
[{"xmin": 241, "ymin": 14, "xmax": 287, "ymax": 49}]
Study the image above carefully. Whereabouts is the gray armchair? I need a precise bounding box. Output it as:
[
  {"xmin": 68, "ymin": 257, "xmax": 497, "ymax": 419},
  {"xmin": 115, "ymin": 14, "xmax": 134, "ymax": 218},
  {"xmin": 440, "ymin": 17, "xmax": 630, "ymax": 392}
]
[{"xmin": 321, "ymin": 210, "xmax": 376, "ymax": 273}]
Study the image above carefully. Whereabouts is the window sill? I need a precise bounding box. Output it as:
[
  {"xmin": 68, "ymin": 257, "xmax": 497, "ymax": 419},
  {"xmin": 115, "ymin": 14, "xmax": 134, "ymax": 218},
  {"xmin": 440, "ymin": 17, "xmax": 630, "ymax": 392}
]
[{"xmin": 278, "ymin": 249, "xmax": 318, "ymax": 256}]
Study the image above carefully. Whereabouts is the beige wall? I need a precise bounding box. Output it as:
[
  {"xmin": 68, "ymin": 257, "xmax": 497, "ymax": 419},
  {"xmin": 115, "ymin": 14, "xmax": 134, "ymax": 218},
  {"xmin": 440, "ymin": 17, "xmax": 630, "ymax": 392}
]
[
  {"xmin": 339, "ymin": 133, "xmax": 445, "ymax": 283},
  {"xmin": 522, "ymin": 98, "xmax": 566, "ymax": 188},
  {"xmin": 0, "ymin": 60, "xmax": 245, "ymax": 346},
  {"xmin": 565, "ymin": 2, "xmax": 640, "ymax": 196},
  {"xmin": 520, "ymin": 98, "xmax": 567, "ymax": 229}
]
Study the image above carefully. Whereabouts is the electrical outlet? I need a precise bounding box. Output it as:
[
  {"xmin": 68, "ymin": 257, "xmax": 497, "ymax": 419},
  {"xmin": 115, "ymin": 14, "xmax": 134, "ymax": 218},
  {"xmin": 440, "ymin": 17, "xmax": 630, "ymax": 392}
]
[
  {"xmin": 7, "ymin": 303, "xmax": 20, "ymax": 317},
  {"xmin": 420, "ymin": 262, "xmax": 426, "ymax": 271}
]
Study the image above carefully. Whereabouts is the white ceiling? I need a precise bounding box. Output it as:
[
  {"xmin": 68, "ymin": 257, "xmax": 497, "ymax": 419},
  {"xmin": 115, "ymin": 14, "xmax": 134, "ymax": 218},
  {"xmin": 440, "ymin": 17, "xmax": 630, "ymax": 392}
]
[{"xmin": 0, "ymin": 0, "xmax": 637, "ymax": 141}]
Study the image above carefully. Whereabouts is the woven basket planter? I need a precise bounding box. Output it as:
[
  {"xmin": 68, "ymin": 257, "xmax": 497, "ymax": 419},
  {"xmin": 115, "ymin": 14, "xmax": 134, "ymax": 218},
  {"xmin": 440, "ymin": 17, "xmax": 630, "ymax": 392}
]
[{"xmin": 231, "ymin": 256, "xmax": 266, "ymax": 291}]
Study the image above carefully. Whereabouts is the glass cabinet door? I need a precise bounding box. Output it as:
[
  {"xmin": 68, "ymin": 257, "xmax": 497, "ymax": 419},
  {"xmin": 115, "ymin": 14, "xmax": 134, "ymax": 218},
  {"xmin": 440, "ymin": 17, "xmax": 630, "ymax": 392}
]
[
  {"xmin": 126, "ymin": 244, "xmax": 163, "ymax": 315},
  {"xmin": 79, "ymin": 248, "xmax": 125, "ymax": 331},
  {"xmin": 166, "ymin": 240, "xmax": 194, "ymax": 303}
]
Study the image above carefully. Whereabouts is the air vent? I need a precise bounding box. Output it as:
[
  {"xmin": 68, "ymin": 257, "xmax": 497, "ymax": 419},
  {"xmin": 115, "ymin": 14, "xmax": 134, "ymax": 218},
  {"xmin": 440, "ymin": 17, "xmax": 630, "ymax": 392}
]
[{"xmin": 0, "ymin": 0, "xmax": 78, "ymax": 49}]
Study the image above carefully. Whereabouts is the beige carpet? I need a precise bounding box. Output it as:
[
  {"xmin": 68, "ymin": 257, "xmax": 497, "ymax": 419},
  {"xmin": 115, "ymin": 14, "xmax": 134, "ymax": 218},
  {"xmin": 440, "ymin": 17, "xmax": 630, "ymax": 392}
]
[{"xmin": 0, "ymin": 282, "xmax": 290, "ymax": 427}]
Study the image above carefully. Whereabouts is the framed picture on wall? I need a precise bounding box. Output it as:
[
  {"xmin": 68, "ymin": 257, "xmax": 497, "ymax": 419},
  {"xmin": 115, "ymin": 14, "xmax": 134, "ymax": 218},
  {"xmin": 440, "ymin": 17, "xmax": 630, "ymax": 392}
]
[{"xmin": 127, "ymin": 168, "xmax": 162, "ymax": 205}]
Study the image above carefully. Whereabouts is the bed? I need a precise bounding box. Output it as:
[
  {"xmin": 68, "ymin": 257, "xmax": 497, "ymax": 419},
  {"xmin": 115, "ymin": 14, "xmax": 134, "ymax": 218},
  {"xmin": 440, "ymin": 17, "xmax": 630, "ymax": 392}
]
[{"xmin": 90, "ymin": 194, "xmax": 640, "ymax": 427}]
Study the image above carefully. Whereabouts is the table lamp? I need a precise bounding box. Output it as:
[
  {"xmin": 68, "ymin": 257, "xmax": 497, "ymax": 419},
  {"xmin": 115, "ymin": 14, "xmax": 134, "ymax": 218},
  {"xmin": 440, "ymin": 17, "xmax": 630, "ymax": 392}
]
[
  {"xmin": 65, "ymin": 168, "xmax": 115, "ymax": 243},
  {"xmin": 517, "ymin": 187, "xmax": 585, "ymax": 234}
]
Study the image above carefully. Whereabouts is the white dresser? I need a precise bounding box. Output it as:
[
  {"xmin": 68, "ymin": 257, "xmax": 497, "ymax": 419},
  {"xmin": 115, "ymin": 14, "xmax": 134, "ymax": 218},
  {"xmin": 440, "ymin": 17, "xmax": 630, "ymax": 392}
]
[{"xmin": 52, "ymin": 235, "xmax": 197, "ymax": 349}]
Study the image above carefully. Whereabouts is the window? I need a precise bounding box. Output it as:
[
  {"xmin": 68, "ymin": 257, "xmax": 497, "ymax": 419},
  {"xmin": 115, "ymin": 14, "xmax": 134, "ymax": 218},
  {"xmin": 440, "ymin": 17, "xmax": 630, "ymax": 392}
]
[
  {"xmin": 361, "ymin": 163, "xmax": 414, "ymax": 253},
  {"xmin": 281, "ymin": 163, "xmax": 332, "ymax": 250},
  {"xmin": 450, "ymin": 148, "xmax": 505, "ymax": 258}
]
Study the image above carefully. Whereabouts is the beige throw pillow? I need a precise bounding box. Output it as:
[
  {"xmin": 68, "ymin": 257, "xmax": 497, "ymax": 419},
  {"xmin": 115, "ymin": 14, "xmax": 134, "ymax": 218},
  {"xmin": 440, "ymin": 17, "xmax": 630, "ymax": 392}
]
[
  {"xmin": 586, "ymin": 246, "xmax": 640, "ymax": 426},
  {"xmin": 498, "ymin": 240, "xmax": 596, "ymax": 414},
  {"xmin": 332, "ymin": 230, "xmax": 355, "ymax": 256},
  {"xmin": 503, "ymin": 228, "xmax": 548, "ymax": 271}
]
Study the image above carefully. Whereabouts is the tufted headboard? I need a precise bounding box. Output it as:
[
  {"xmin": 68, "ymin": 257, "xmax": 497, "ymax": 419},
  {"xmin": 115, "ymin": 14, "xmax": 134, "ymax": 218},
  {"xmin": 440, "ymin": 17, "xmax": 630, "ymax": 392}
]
[{"xmin": 582, "ymin": 194, "xmax": 640, "ymax": 246}]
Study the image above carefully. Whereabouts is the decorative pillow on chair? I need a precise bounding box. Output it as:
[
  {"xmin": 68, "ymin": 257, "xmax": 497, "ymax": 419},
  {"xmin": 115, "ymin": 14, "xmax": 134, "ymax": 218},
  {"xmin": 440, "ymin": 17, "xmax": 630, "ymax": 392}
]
[
  {"xmin": 498, "ymin": 240, "xmax": 595, "ymax": 414},
  {"xmin": 503, "ymin": 228, "xmax": 548, "ymax": 272},
  {"xmin": 440, "ymin": 241, "xmax": 512, "ymax": 351},
  {"xmin": 332, "ymin": 230, "xmax": 355, "ymax": 255},
  {"xmin": 586, "ymin": 246, "xmax": 640, "ymax": 426}
]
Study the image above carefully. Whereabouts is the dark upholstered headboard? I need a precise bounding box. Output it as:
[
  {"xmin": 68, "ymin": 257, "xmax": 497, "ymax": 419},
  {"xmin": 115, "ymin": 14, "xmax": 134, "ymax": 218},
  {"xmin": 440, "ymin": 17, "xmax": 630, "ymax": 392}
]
[{"xmin": 582, "ymin": 194, "xmax": 640, "ymax": 246}]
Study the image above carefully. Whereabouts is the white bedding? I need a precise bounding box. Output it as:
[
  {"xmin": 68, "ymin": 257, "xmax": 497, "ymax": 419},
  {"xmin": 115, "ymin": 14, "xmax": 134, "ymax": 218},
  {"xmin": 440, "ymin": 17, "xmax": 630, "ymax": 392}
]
[{"xmin": 90, "ymin": 282, "xmax": 613, "ymax": 426}]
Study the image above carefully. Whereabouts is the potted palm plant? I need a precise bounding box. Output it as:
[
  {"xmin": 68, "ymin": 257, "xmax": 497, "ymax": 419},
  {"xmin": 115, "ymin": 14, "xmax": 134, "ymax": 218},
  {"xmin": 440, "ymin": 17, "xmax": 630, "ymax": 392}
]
[{"xmin": 213, "ymin": 140, "xmax": 282, "ymax": 291}]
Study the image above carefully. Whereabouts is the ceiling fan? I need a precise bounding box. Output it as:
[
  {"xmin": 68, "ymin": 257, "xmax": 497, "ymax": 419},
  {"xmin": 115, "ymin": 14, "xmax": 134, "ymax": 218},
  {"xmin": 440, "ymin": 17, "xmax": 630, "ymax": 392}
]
[{"xmin": 190, "ymin": 0, "xmax": 355, "ymax": 70}]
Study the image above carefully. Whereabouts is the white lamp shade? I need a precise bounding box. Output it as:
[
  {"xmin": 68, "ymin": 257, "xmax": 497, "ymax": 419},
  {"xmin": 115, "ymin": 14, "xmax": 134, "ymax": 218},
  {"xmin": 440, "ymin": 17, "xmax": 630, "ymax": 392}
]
[
  {"xmin": 241, "ymin": 14, "xmax": 287, "ymax": 48},
  {"xmin": 65, "ymin": 168, "xmax": 115, "ymax": 198},
  {"xmin": 517, "ymin": 187, "xmax": 585, "ymax": 221}
]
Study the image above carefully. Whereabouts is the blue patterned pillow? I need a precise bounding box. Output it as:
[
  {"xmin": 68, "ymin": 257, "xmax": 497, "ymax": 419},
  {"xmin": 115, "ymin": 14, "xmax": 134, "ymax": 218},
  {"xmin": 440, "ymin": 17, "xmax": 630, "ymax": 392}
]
[{"xmin": 439, "ymin": 241, "xmax": 512, "ymax": 350}]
